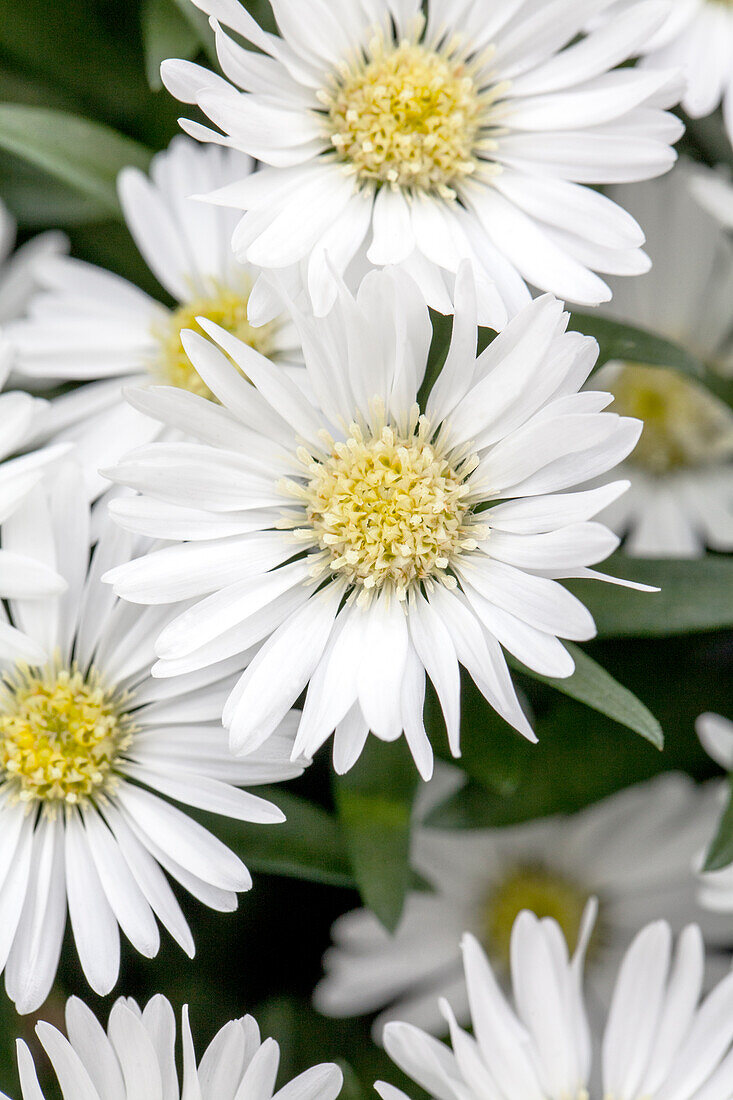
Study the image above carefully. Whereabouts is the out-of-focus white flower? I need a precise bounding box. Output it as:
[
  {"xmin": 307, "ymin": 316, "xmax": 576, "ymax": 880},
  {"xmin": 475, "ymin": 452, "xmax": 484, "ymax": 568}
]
[
  {"xmin": 8, "ymin": 994, "xmax": 343, "ymax": 1100},
  {"xmin": 162, "ymin": 0, "xmax": 684, "ymax": 322},
  {"xmin": 595, "ymin": 163, "xmax": 733, "ymax": 557},
  {"xmin": 315, "ymin": 768, "xmax": 730, "ymax": 1037},
  {"xmin": 690, "ymin": 166, "xmax": 733, "ymax": 230},
  {"xmin": 0, "ymin": 459, "xmax": 304, "ymax": 1014},
  {"xmin": 104, "ymin": 269, "xmax": 645, "ymax": 779},
  {"xmin": 0, "ymin": 197, "xmax": 66, "ymax": 329},
  {"xmin": 378, "ymin": 905, "xmax": 733, "ymax": 1100},
  {"xmin": 6, "ymin": 137, "xmax": 302, "ymax": 497}
]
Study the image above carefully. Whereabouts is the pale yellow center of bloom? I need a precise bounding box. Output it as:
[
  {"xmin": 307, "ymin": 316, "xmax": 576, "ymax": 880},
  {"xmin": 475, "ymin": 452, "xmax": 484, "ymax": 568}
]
[
  {"xmin": 293, "ymin": 414, "xmax": 481, "ymax": 600},
  {"xmin": 609, "ymin": 364, "xmax": 733, "ymax": 476},
  {"xmin": 0, "ymin": 664, "xmax": 133, "ymax": 810},
  {"xmin": 482, "ymin": 865, "xmax": 593, "ymax": 968},
  {"xmin": 324, "ymin": 37, "xmax": 499, "ymax": 197},
  {"xmin": 154, "ymin": 282, "xmax": 279, "ymax": 400}
]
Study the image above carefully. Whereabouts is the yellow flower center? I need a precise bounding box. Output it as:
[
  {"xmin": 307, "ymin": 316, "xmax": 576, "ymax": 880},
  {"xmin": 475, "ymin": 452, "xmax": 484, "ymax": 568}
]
[
  {"xmin": 482, "ymin": 865, "xmax": 593, "ymax": 968},
  {"xmin": 154, "ymin": 283, "xmax": 279, "ymax": 399},
  {"xmin": 0, "ymin": 664, "xmax": 133, "ymax": 811},
  {"xmin": 293, "ymin": 412, "xmax": 482, "ymax": 601},
  {"xmin": 323, "ymin": 36, "xmax": 501, "ymax": 197},
  {"xmin": 609, "ymin": 364, "xmax": 733, "ymax": 476}
]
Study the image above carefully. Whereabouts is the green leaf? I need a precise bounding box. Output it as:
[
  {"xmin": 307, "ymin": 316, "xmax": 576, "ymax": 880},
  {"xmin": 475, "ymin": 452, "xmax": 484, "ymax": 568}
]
[
  {"xmin": 510, "ymin": 643, "xmax": 663, "ymax": 749},
  {"xmin": 142, "ymin": 0, "xmax": 203, "ymax": 90},
  {"xmin": 0, "ymin": 152, "xmax": 108, "ymax": 227},
  {"xmin": 568, "ymin": 555, "xmax": 733, "ymax": 637},
  {"xmin": 168, "ymin": 0, "xmax": 219, "ymax": 67},
  {"xmin": 216, "ymin": 789, "xmax": 354, "ymax": 888},
  {"xmin": 335, "ymin": 738, "xmax": 418, "ymax": 932},
  {"xmin": 417, "ymin": 310, "xmax": 453, "ymax": 406},
  {"xmin": 0, "ymin": 105, "xmax": 153, "ymax": 218},
  {"xmin": 570, "ymin": 312, "xmax": 705, "ymax": 377},
  {"xmin": 704, "ymin": 776, "xmax": 733, "ymax": 872}
]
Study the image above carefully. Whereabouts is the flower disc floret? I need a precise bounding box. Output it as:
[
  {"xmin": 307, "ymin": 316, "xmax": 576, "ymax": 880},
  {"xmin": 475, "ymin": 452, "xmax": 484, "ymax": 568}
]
[
  {"xmin": 324, "ymin": 36, "xmax": 491, "ymax": 196},
  {"xmin": 482, "ymin": 865, "xmax": 592, "ymax": 967},
  {"xmin": 298, "ymin": 414, "xmax": 480, "ymax": 599},
  {"xmin": 155, "ymin": 282, "xmax": 279, "ymax": 399},
  {"xmin": 610, "ymin": 363, "xmax": 733, "ymax": 475},
  {"xmin": 0, "ymin": 663, "xmax": 133, "ymax": 810}
]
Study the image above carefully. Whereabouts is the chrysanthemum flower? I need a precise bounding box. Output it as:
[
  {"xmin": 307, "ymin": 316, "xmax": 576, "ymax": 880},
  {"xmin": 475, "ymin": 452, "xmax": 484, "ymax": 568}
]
[
  {"xmin": 0, "ymin": 459, "xmax": 304, "ymax": 1014},
  {"xmin": 315, "ymin": 767, "xmax": 731, "ymax": 1037},
  {"xmin": 595, "ymin": 164, "xmax": 733, "ymax": 557},
  {"xmin": 161, "ymin": 0, "xmax": 684, "ymax": 323},
  {"xmin": 599, "ymin": 0, "xmax": 733, "ymax": 147},
  {"xmin": 696, "ymin": 712, "xmax": 733, "ymax": 916},
  {"xmin": 6, "ymin": 137, "xmax": 302, "ymax": 497},
  {"xmin": 378, "ymin": 905, "xmax": 733, "ymax": 1100},
  {"xmin": 105, "ymin": 268, "xmax": 644, "ymax": 779},
  {"xmin": 4, "ymin": 994, "xmax": 343, "ymax": 1100}
]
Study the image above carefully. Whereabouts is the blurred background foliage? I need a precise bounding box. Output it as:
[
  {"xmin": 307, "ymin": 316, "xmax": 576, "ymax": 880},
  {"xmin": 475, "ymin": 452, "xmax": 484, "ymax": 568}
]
[{"xmin": 0, "ymin": 0, "xmax": 732, "ymax": 1094}]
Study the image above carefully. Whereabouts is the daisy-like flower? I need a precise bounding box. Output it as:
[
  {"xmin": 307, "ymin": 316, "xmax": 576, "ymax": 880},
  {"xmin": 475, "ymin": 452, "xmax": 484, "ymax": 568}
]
[
  {"xmin": 5, "ymin": 994, "xmax": 343, "ymax": 1100},
  {"xmin": 161, "ymin": 0, "xmax": 684, "ymax": 324},
  {"xmin": 315, "ymin": 768, "xmax": 731, "ymax": 1037},
  {"xmin": 104, "ymin": 268, "xmax": 644, "ymax": 779},
  {"xmin": 0, "ymin": 459, "xmax": 304, "ymax": 1015},
  {"xmin": 595, "ymin": 164, "xmax": 733, "ymax": 556},
  {"xmin": 378, "ymin": 906, "xmax": 733, "ymax": 1100},
  {"xmin": 598, "ymin": 0, "xmax": 733, "ymax": 147},
  {"xmin": 6, "ymin": 137, "xmax": 302, "ymax": 498},
  {"xmin": 696, "ymin": 712, "xmax": 733, "ymax": 915}
]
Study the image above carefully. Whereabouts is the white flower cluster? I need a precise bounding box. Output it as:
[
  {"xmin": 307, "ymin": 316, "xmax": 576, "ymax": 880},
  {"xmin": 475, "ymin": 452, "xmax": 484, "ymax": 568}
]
[{"xmin": 0, "ymin": 0, "xmax": 732, "ymax": 1096}]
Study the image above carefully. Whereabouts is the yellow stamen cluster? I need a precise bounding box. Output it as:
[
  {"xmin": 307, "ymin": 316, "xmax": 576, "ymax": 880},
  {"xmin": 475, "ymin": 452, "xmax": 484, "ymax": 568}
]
[
  {"xmin": 324, "ymin": 36, "xmax": 498, "ymax": 197},
  {"xmin": 610, "ymin": 364, "xmax": 733, "ymax": 476},
  {"xmin": 482, "ymin": 865, "xmax": 592, "ymax": 968},
  {"xmin": 0, "ymin": 664, "xmax": 133, "ymax": 811},
  {"xmin": 293, "ymin": 413, "xmax": 480, "ymax": 600},
  {"xmin": 155, "ymin": 282, "xmax": 279, "ymax": 400}
]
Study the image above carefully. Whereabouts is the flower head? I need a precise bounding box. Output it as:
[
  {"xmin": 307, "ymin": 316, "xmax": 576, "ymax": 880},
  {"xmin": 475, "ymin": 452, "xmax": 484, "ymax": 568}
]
[
  {"xmin": 0, "ymin": 459, "xmax": 304, "ymax": 1014},
  {"xmin": 315, "ymin": 768, "xmax": 729, "ymax": 1037},
  {"xmin": 7, "ymin": 995, "xmax": 343, "ymax": 1100},
  {"xmin": 5, "ymin": 137, "xmax": 302, "ymax": 498},
  {"xmin": 596, "ymin": 164, "xmax": 733, "ymax": 557},
  {"xmin": 162, "ymin": 0, "xmax": 683, "ymax": 323},
  {"xmin": 379, "ymin": 905, "xmax": 733, "ymax": 1100},
  {"xmin": 105, "ymin": 267, "xmax": 644, "ymax": 779}
]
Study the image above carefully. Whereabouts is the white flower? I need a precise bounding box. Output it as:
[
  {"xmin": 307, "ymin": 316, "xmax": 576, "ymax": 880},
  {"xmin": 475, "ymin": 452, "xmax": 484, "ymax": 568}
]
[
  {"xmin": 8, "ymin": 994, "xmax": 343, "ymax": 1100},
  {"xmin": 593, "ymin": 163, "xmax": 733, "ymax": 557},
  {"xmin": 696, "ymin": 712, "xmax": 733, "ymax": 917},
  {"xmin": 0, "ymin": 196, "xmax": 66, "ymax": 330},
  {"xmin": 104, "ymin": 268, "xmax": 644, "ymax": 779},
  {"xmin": 6, "ymin": 137, "xmax": 302, "ymax": 498},
  {"xmin": 378, "ymin": 906, "xmax": 733, "ymax": 1100},
  {"xmin": 600, "ymin": 0, "xmax": 733, "ymax": 147},
  {"xmin": 0, "ymin": 459, "xmax": 304, "ymax": 1014},
  {"xmin": 315, "ymin": 767, "xmax": 731, "ymax": 1038},
  {"xmin": 161, "ymin": 0, "xmax": 684, "ymax": 323}
]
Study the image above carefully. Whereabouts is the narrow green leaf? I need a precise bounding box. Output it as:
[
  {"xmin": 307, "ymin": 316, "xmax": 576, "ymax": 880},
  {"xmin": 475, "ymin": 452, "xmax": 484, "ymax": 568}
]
[
  {"xmin": 0, "ymin": 105, "xmax": 153, "ymax": 218},
  {"xmin": 510, "ymin": 643, "xmax": 664, "ymax": 748},
  {"xmin": 417, "ymin": 310, "xmax": 452, "ymax": 406},
  {"xmin": 216, "ymin": 789, "xmax": 354, "ymax": 888},
  {"xmin": 704, "ymin": 776, "xmax": 733, "ymax": 872},
  {"xmin": 568, "ymin": 555, "xmax": 733, "ymax": 637},
  {"xmin": 335, "ymin": 738, "xmax": 418, "ymax": 933},
  {"xmin": 570, "ymin": 312, "xmax": 705, "ymax": 376},
  {"xmin": 142, "ymin": 0, "xmax": 202, "ymax": 90}
]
